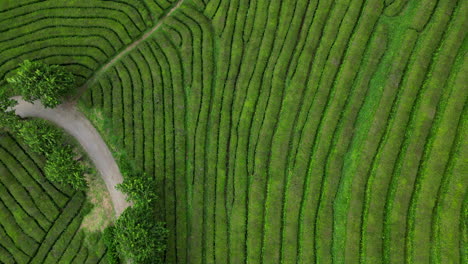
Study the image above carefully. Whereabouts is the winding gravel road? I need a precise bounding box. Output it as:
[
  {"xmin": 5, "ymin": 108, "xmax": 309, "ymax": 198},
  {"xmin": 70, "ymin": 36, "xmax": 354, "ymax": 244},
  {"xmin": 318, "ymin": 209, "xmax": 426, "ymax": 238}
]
[{"xmin": 13, "ymin": 97, "xmax": 131, "ymax": 217}]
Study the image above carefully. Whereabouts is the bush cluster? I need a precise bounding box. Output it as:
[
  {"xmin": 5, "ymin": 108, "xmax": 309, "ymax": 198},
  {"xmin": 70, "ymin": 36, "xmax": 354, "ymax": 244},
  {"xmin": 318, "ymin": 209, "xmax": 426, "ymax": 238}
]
[
  {"xmin": 44, "ymin": 145, "xmax": 87, "ymax": 191},
  {"xmin": 16, "ymin": 119, "xmax": 63, "ymax": 155},
  {"xmin": 111, "ymin": 158, "xmax": 168, "ymax": 263},
  {"xmin": 26, "ymin": 121, "xmax": 88, "ymax": 190},
  {"xmin": 114, "ymin": 205, "xmax": 168, "ymax": 264},
  {"xmin": 116, "ymin": 158, "xmax": 158, "ymax": 207},
  {"xmin": 103, "ymin": 226, "xmax": 120, "ymax": 264},
  {"xmin": 15, "ymin": 119, "xmax": 88, "ymax": 191},
  {"xmin": 0, "ymin": 89, "xmax": 19, "ymax": 132},
  {"xmin": 116, "ymin": 172, "xmax": 158, "ymax": 206}
]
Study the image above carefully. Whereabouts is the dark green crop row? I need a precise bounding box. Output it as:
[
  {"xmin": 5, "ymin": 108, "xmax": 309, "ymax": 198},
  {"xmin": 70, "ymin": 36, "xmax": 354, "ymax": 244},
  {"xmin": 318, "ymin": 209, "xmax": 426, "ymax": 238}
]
[
  {"xmin": 405, "ymin": 1, "xmax": 466, "ymax": 262},
  {"xmin": 80, "ymin": 8, "xmax": 216, "ymax": 260},
  {"xmin": 0, "ymin": 199, "xmax": 39, "ymax": 256},
  {"xmin": 0, "ymin": 180, "xmax": 46, "ymax": 241},
  {"xmin": 43, "ymin": 204, "xmax": 86, "ymax": 263},
  {"xmin": 59, "ymin": 230, "xmax": 84, "ymax": 263},
  {"xmin": 0, "ymin": 225, "xmax": 30, "ymax": 263},
  {"xmin": 29, "ymin": 192, "xmax": 85, "ymax": 264},
  {"xmin": 0, "ymin": 129, "xmax": 118, "ymax": 264},
  {"xmin": 381, "ymin": 1, "xmax": 461, "ymax": 263},
  {"xmin": 429, "ymin": 50, "xmax": 467, "ymax": 263},
  {"xmin": 12, "ymin": 135, "xmax": 73, "ymax": 204},
  {"xmin": 0, "ymin": 244, "xmax": 17, "ymax": 264}
]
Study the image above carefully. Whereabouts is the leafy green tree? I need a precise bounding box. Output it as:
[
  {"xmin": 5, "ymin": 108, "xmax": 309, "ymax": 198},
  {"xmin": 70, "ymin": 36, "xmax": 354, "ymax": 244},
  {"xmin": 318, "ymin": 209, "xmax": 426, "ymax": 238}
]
[
  {"xmin": 116, "ymin": 172, "xmax": 157, "ymax": 207},
  {"xmin": 0, "ymin": 89, "xmax": 19, "ymax": 132},
  {"xmin": 0, "ymin": 111, "xmax": 19, "ymax": 133},
  {"xmin": 103, "ymin": 226, "xmax": 120, "ymax": 264},
  {"xmin": 44, "ymin": 145, "xmax": 87, "ymax": 190},
  {"xmin": 114, "ymin": 205, "xmax": 168, "ymax": 264},
  {"xmin": 16, "ymin": 119, "xmax": 63, "ymax": 155},
  {"xmin": 0, "ymin": 89, "xmax": 16, "ymax": 111},
  {"xmin": 7, "ymin": 60, "xmax": 75, "ymax": 108}
]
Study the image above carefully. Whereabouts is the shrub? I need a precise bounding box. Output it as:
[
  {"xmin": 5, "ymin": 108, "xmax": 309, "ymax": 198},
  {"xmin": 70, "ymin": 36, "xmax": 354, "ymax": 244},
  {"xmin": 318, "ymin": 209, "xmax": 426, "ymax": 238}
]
[
  {"xmin": 103, "ymin": 226, "xmax": 120, "ymax": 264},
  {"xmin": 0, "ymin": 89, "xmax": 19, "ymax": 132},
  {"xmin": 114, "ymin": 205, "xmax": 168, "ymax": 264},
  {"xmin": 6, "ymin": 60, "xmax": 75, "ymax": 108},
  {"xmin": 44, "ymin": 145, "xmax": 87, "ymax": 191},
  {"xmin": 116, "ymin": 172, "xmax": 157, "ymax": 207},
  {"xmin": 16, "ymin": 119, "xmax": 63, "ymax": 155},
  {"xmin": 0, "ymin": 89, "xmax": 16, "ymax": 112}
]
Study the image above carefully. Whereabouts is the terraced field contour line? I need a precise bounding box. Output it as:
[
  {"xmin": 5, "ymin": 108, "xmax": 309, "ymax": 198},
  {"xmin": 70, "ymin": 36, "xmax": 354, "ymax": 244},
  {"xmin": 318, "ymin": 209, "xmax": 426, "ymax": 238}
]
[{"xmin": 77, "ymin": 0, "xmax": 185, "ymax": 98}]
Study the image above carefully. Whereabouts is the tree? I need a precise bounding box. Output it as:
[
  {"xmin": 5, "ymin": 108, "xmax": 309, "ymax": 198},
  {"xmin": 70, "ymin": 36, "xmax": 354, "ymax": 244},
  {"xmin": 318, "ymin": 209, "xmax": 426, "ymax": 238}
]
[
  {"xmin": 0, "ymin": 89, "xmax": 16, "ymax": 112},
  {"xmin": 116, "ymin": 172, "xmax": 158, "ymax": 207},
  {"xmin": 7, "ymin": 60, "xmax": 75, "ymax": 108},
  {"xmin": 103, "ymin": 226, "xmax": 120, "ymax": 264},
  {"xmin": 114, "ymin": 205, "xmax": 168, "ymax": 264},
  {"xmin": 16, "ymin": 119, "xmax": 63, "ymax": 155},
  {"xmin": 0, "ymin": 89, "xmax": 19, "ymax": 132},
  {"xmin": 44, "ymin": 145, "xmax": 87, "ymax": 190}
]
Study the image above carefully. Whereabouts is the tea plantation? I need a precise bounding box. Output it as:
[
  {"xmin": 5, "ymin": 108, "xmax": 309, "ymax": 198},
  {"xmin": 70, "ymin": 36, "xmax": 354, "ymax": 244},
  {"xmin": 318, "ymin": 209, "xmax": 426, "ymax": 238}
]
[
  {"xmin": 0, "ymin": 0, "xmax": 466, "ymax": 263},
  {"xmin": 0, "ymin": 134, "xmax": 107, "ymax": 263}
]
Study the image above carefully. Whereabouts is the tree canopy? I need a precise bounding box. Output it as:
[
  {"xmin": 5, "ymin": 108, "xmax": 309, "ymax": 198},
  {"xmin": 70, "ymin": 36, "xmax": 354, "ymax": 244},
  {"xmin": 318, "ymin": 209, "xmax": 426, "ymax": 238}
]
[
  {"xmin": 16, "ymin": 119, "xmax": 63, "ymax": 155},
  {"xmin": 114, "ymin": 205, "xmax": 168, "ymax": 264},
  {"xmin": 116, "ymin": 171, "xmax": 158, "ymax": 207},
  {"xmin": 16, "ymin": 119, "xmax": 87, "ymax": 191},
  {"xmin": 44, "ymin": 145, "xmax": 87, "ymax": 191},
  {"xmin": 7, "ymin": 60, "xmax": 75, "ymax": 108},
  {"xmin": 0, "ymin": 89, "xmax": 19, "ymax": 132},
  {"xmin": 111, "ymin": 158, "xmax": 167, "ymax": 263},
  {"xmin": 103, "ymin": 226, "xmax": 120, "ymax": 264},
  {"xmin": 0, "ymin": 89, "xmax": 16, "ymax": 112}
]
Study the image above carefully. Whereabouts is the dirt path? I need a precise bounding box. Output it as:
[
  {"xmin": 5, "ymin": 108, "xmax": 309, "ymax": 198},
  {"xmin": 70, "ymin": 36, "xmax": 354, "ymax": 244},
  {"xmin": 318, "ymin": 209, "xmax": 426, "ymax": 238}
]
[
  {"xmin": 76, "ymin": 0, "xmax": 185, "ymax": 100},
  {"xmin": 13, "ymin": 97, "xmax": 131, "ymax": 217}
]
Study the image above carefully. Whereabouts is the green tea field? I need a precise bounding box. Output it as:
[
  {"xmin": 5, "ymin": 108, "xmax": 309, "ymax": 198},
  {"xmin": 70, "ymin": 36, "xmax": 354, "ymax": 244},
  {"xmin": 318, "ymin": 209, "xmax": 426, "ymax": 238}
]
[
  {"xmin": 0, "ymin": 0, "xmax": 466, "ymax": 263},
  {"xmin": 0, "ymin": 134, "xmax": 107, "ymax": 263}
]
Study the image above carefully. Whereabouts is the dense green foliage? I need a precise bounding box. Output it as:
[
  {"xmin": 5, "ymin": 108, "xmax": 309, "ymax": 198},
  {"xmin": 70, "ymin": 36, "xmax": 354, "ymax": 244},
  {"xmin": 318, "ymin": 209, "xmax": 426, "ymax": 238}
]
[
  {"xmin": 103, "ymin": 226, "xmax": 120, "ymax": 264},
  {"xmin": 117, "ymin": 172, "xmax": 157, "ymax": 207},
  {"xmin": 113, "ymin": 157, "xmax": 166, "ymax": 263},
  {"xmin": 45, "ymin": 145, "xmax": 87, "ymax": 191},
  {"xmin": 6, "ymin": 60, "xmax": 75, "ymax": 108},
  {"xmin": 0, "ymin": 89, "xmax": 15, "ymax": 112},
  {"xmin": 114, "ymin": 205, "xmax": 168, "ymax": 264},
  {"xmin": 0, "ymin": 59, "xmax": 89, "ymax": 194},
  {"xmin": 16, "ymin": 119, "xmax": 63, "ymax": 155},
  {"xmin": 14, "ymin": 119, "xmax": 88, "ymax": 191},
  {"xmin": 0, "ymin": 90, "xmax": 19, "ymax": 132}
]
